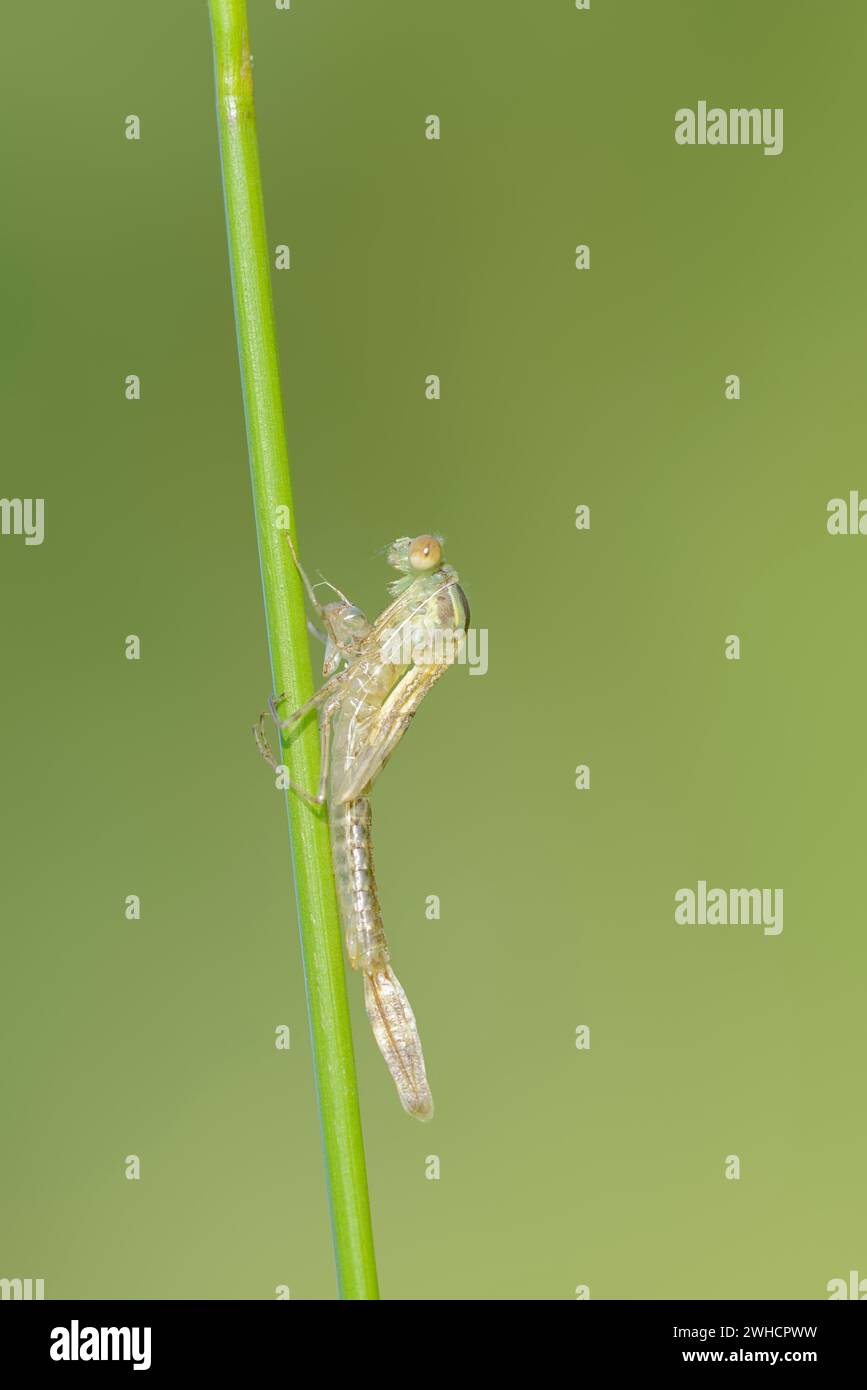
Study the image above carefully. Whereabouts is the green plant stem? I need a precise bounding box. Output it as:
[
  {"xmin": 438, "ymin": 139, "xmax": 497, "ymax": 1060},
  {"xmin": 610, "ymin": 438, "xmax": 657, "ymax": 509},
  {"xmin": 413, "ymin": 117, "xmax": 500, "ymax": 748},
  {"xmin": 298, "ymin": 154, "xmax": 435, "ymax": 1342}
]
[{"xmin": 208, "ymin": 0, "xmax": 379, "ymax": 1301}]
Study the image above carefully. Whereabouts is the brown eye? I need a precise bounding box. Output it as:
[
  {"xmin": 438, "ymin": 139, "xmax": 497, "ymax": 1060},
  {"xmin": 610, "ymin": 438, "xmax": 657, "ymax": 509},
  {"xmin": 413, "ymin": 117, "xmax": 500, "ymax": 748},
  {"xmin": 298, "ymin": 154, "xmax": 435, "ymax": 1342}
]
[{"xmin": 408, "ymin": 535, "xmax": 443, "ymax": 572}]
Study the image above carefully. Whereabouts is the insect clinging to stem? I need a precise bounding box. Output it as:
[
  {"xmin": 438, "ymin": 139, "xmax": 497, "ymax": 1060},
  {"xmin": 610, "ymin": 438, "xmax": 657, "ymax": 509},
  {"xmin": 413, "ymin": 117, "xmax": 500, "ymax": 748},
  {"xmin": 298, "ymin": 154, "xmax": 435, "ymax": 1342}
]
[{"xmin": 255, "ymin": 531, "xmax": 470, "ymax": 1120}]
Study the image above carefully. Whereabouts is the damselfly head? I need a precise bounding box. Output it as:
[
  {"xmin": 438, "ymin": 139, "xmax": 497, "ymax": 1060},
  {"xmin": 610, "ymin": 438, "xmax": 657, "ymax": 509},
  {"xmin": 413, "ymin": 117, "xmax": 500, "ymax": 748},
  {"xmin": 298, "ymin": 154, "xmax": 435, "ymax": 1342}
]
[{"xmin": 387, "ymin": 534, "xmax": 444, "ymax": 574}]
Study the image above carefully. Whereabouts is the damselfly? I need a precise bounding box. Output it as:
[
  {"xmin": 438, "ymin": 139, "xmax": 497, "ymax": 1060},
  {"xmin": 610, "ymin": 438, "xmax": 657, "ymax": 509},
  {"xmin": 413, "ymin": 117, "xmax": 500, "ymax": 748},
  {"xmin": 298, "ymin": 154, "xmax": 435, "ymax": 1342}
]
[{"xmin": 256, "ymin": 533, "xmax": 470, "ymax": 1119}]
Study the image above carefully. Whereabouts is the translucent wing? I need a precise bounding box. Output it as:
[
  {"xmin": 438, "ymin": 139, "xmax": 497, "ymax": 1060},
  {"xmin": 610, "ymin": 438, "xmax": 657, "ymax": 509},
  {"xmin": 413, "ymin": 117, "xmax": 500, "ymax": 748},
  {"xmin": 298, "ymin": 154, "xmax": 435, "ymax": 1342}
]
[{"xmin": 330, "ymin": 662, "xmax": 447, "ymax": 804}]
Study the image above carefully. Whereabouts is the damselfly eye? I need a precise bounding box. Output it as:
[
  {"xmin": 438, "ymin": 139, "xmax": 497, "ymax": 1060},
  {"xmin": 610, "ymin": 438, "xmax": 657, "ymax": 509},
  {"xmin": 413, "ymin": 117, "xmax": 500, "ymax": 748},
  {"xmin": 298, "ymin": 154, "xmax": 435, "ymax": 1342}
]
[{"xmin": 408, "ymin": 535, "xmax": 443, "ymax": 572}]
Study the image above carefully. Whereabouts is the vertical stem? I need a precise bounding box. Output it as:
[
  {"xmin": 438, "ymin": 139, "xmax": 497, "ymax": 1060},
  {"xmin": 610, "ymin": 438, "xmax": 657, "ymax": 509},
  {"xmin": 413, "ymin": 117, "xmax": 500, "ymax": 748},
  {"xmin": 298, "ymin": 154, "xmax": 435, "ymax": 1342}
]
[{"xmin": 208, "ymin": 0, "xmax": 379, "ymax": 1300}]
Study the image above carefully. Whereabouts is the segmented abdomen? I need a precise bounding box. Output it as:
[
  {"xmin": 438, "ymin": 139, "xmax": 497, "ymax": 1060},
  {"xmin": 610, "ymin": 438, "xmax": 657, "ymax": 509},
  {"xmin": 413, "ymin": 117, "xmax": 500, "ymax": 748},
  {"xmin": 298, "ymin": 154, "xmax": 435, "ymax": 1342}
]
[{"xmin": 329, "ymin": 795, "xmax": 388, "ymax": 972}]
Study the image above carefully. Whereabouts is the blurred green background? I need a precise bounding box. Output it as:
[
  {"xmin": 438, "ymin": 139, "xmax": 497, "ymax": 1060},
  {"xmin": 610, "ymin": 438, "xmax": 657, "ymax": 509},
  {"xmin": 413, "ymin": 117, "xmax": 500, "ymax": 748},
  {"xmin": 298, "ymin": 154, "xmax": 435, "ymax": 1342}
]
[{"xmin": 2, "ymin": 0, "xmax": 865, "ymax": 1300}]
